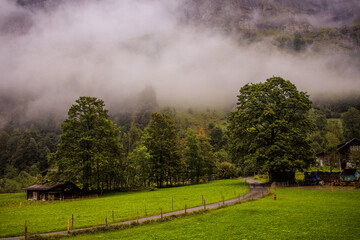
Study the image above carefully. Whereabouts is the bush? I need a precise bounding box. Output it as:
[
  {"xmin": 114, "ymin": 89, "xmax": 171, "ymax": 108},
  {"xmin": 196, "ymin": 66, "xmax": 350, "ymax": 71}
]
[
  {"xmin": 216, "ymin": 162, "xmax": 236, "ymax": 179},
  {"xmin": 0, "ymin": 178, "xmax": 21, "ymax": 193},
  {"xmin": 0, "ymin": 170, "xmax": 36, "ymax": 193}
]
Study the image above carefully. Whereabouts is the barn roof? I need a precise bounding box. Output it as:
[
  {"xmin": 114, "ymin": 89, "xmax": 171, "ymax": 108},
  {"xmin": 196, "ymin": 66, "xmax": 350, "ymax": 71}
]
[
  {"xmin": 24, "ymin": 183, "xmax": 62, "ymax": 191},
  {"xmin": 337, "ymin": 138, "xmax": 360, "ymax": 151}
]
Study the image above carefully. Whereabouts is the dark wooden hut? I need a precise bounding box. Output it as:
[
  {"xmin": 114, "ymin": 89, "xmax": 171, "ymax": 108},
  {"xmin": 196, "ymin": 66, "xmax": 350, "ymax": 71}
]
[{"xmin": 24, "ymin": 182, "xmax": 81, "ymax": 201}]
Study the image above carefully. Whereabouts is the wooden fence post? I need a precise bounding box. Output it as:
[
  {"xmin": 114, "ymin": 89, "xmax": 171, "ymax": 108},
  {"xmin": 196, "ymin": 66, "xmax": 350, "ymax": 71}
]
[
  {"xmin": 25, "ymin": 220, "xmax": 28, "ymax": 239},
  {"xmin": 112, "ymin": 210, "xmax": 114, "ymax": 222},
  {"xmin": 105, "ymin": 216, "xmax": 107, "ymax": 226},
  {"xmin": 72, "ymin": 214, "xmax": 74, "ymax": 227},
  {"xmin": 137, "ymin": 211, "xmax": 139, "ymax": 224},
  {"xmin": 222, "ymin": 196, "xmax": 225, "ymax": 205},
  {"xmin": 67, "ymin": 219, "xmax": 70, "ymax": 234},
  {"xmin": 160, "ymin": 208, "xmax": 163, "ymax": 219},
  {"xmin": 145, "ymin": 206, "xmax": 147, "ymax": 216},
  {"xmin": 185, "ymin": 204, "xmax": 187, "ymax": 215},
  {"xmin": 172, "ymin": 197, "xmax": 174, "ymax": 210}
]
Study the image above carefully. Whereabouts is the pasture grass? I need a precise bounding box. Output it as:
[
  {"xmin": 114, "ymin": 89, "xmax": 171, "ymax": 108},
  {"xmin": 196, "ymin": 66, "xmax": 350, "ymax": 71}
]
[
  {"xmin": 68, "ymin": 187, "xmax": 360, "ymax": 240},
  {"xmin": 0, "ymin": 179, "xmax": 248, "ymax": 237}
]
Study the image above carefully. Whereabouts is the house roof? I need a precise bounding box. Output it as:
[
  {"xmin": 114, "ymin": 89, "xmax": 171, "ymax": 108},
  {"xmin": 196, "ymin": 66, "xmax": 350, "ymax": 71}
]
[
  {"xmin": 337, "ymin": 138, "xmax": 360, "ymax": 151},
  {"xmin": 24, "ymin": 181, "xmax": 80, "ymax": 191},
  {"xmin": 315, "ymin": 138, "xmax": 360, "ymax": 157},
  {"xmin": 24, "ymin": 183, "xmax": 62, "ymax": 191}
]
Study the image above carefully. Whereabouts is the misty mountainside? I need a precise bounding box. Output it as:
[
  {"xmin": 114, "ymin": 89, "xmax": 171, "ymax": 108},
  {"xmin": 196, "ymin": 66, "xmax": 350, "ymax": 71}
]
[
  {"xmin": 181, "ymin": 0, "xmax": 360, "ymax": 54},
  {"xmin": 11, "ymin": 0, "xmax": 360, "ymax": 55},
  {"xmin": 1, "ymin": 0, "xmax": 360, "ymax": 127}
]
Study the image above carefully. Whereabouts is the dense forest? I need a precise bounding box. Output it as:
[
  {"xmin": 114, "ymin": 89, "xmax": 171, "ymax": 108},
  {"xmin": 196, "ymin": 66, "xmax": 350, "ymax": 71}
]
[{"xmin": 1, "ymin": 84, "xmax": 359, "ymax": 193}]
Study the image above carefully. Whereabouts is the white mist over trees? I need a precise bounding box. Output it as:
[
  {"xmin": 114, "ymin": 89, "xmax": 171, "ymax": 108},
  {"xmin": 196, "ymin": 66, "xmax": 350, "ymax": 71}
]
[{"xmin": 0, "ymin": 0, "xmax": 359, "ymax": 124}]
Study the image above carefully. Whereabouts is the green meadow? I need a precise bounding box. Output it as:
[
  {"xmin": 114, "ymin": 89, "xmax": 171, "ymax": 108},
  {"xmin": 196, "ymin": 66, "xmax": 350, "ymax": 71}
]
[
  {"xmin": 0, "ymin": 179, "xmax": 248, "ymax": 238},
  {"xmin": 69, "ymin": 188, "xmax": 360, "ymax": 240}
]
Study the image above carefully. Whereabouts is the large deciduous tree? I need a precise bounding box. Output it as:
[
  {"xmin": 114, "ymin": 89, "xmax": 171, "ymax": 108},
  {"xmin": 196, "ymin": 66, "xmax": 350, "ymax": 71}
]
[
  {"xmin": 143, "ymin": 112, "xmax": 180, "ymax": 187},
  {"xmin": 51, "ymin": 96, "xmax": 123, "ymax": 192},
  {"xmin": 228, "ymin": 77, "xmax": 315, "ymax": 182}
]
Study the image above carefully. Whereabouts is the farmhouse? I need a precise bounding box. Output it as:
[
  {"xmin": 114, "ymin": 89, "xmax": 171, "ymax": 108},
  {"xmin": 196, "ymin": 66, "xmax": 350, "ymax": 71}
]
[
  {"xmin": 316, "ymin": 138, "xmax": 360, "ymax": 169},
  {"xmin": 24, "ymin": 182, "xmax": 81, "ymax": 201}
]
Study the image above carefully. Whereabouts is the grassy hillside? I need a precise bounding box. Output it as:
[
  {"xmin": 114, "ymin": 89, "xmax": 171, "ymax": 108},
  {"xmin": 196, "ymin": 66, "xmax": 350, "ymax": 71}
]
[
  {"xmin": 69, "ymin": 188, "xmax": 360, "ymax": 240},
  {"xmin": 0, "ymin": 179, "xmax": 248, "ymax": 238}
]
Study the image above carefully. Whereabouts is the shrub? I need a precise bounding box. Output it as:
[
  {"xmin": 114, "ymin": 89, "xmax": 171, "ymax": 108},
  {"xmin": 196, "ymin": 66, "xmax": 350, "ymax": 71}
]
[{"xmin": 216, "ymin": 162, "xmax": 236, "ymax": 179}]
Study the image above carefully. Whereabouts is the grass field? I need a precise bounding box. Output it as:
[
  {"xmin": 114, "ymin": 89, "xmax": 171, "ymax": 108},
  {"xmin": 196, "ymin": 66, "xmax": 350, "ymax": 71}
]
[
  {"xmin": 68, "ymin": 187, "xmax": 360, "ymax": 240},
  {"xmin": 0, "ymin": 179, "xmax": 248, "ymax": 238}
]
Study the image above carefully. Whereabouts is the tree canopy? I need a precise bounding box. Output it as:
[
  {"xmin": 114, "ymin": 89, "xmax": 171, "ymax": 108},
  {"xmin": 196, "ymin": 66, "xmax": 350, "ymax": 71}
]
[
  {"xmin": 341, "ymin": 107, "xmax": 360, "ymax": 140},
  {"xmin": 50, "ymin": 96, "xmax": 123, "ymax": 192},
  {"xmin": 228, "ymin": 77, "xmax": 315, "ymax": 181},
  {"xmin": 143, "ymin": 112, "xmax": 181, "ymax": 187}
]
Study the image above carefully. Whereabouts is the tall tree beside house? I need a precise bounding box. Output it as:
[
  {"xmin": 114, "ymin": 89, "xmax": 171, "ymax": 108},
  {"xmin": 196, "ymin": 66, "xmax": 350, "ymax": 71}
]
[
  {"xmin": 143, "ymin": 112, "xmax": 180, "ymax": 187},
  {"xmin": 10, "ymin": 130, "xmax": 38, "ymax": 171},
  {"xmin": 50, "ymin": 96, "xmax": 123, "ymax": 192},
  {"xmin": 228, "ymin": 77, "xmax": 315, "ymax": 182},
  {"xmin": 341, "ymin": 107, "xmax": 360, "ymax": 140}
]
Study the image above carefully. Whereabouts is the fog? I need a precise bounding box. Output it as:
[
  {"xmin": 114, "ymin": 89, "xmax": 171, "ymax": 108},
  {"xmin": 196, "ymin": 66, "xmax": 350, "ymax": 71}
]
[{"xmin": 0, "ymin": 0, "xmax": 359, "ymax": 122}]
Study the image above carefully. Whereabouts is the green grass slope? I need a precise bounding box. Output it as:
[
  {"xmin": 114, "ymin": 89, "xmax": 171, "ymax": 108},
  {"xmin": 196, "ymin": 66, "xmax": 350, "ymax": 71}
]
[
  {"xmin": 0, "ymin": 179, "xmax": 248, "ymax": 237},
  {"xmin": 70, "ymin": 188, "xmax": 360, "ymax": 240}
]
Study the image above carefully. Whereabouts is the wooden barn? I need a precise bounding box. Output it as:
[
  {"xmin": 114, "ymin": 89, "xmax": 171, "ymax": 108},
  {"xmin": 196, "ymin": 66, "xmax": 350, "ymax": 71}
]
[
  {"xmin": 24, "ymin": 182, "xmax": 81, "ymax": 201},
  {"xmin": 338, "ymin": 138, "xmax": 360, "ymax": 169},
  {"xmin": 316, "ymin": 138, "xmax": 360, "ymax": 169}
]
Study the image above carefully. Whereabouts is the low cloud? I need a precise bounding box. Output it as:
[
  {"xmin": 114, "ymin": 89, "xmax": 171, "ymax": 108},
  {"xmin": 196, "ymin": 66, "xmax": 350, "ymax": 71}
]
[{"xmin": 0, "ymin": 0, "xmax": 359, "ymax": 123}]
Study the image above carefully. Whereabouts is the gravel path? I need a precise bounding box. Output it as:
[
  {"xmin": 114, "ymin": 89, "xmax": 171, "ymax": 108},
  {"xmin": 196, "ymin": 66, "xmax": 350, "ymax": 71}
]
[{"xmin": 2, "ymin": 179, "xmax": 270, "ymax": 240}]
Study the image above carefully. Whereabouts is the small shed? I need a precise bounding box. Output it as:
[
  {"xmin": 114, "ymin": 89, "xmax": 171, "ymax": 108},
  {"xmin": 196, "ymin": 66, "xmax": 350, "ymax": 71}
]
[{"xmin": 24, "ymin": 182, "xmax": 81, "ymax": 201}]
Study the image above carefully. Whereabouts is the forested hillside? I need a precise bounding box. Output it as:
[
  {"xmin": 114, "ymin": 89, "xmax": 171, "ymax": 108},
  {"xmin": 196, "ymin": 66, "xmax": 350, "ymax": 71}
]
[
  {"xmin": 1, "ymin": 88, "xmax": 359, "ymax": 193},
  {"xmin": 0, "ymin": 0, "xmax": 359, "ymax": 192},
  {"xmin": 181, "ymin": 0, "xmax": 360, "ymax": 54}
]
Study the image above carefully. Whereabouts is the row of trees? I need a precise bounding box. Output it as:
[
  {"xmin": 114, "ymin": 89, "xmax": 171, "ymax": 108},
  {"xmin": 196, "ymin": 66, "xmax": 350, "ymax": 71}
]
[
  {"xmin": 49, "ymin": 97, "xmax": 229, "ymax": 192},
  {"xmin": 0, "ymin": 122, "xmax": 59, "ymax": 192},
  {"xmin": 1, "ymin": 77, "xmax": 359, "ymax": 192}
]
